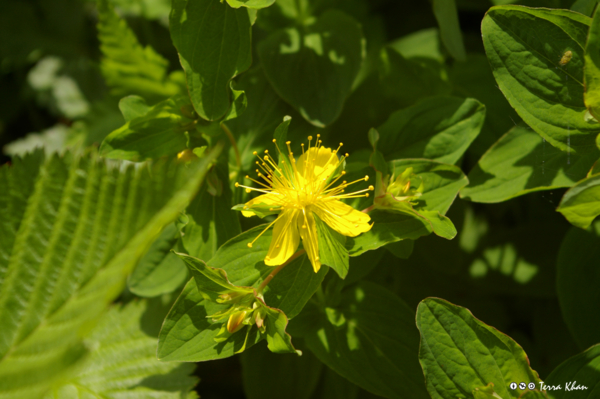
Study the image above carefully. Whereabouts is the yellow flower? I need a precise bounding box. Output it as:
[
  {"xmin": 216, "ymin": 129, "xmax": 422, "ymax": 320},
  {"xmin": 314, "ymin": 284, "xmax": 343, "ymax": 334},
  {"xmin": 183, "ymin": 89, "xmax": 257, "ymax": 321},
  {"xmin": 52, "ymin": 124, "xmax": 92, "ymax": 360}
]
[{"xmin": 235, "ymin": 135, "xmax": 373, "ymax": 272}]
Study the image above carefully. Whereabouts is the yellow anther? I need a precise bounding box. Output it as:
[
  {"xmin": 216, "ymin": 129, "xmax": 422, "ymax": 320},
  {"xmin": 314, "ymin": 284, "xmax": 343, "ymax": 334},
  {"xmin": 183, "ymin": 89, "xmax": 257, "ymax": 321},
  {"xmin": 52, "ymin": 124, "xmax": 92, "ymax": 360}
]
[
  {"xmin": 286, "ymin": 141, "xmax": 291, "ymax": 145},
  {"xmin": 272, "ymin": 139, "xmax": 277, "ymax": 143},
  {"xmin": 246, "ymin": 188, "xmax": 251, "ymax": 193},
  {"xmin": 235, "ymin": 182, "xmax": 239, "ymax": 187},
  {"xmin": 247, "ymin": 243, "xmax": 253, "ymax": 248},
  {"xmin": 340, "ymin": 142, "xmax": 343, "ymax": 146},
  {"xmin": 364, "ymin": 175, "xmax": 369, "ymax": 181},
  {"xmin": 369, "ymin": 185, "xmax": 374, "ymax": 190}
]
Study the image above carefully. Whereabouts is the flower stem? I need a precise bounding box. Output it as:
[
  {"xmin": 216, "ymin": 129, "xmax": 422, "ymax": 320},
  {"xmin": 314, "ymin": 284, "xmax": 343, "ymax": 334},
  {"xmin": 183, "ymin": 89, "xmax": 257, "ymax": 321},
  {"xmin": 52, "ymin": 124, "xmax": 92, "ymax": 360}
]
[
  {"xmin": 221, "ymin": 123, "xmax": 241, "ymax": 171},
  {"xmin": 258, "ymin": 249, "xmax": 306, "ymax": 293},
  {"xmin": 361, "ymin": 204, "xmax": 375, "ymax": 213}
]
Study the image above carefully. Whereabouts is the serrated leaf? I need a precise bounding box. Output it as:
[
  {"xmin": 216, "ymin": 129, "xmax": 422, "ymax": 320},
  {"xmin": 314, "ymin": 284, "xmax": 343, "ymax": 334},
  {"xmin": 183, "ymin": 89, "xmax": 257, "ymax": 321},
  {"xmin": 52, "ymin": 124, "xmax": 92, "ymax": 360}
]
[
  {"xmin": 100, "ymin": 94, "xmax": 192, "ymax": 161},
  {"xmin": 557, "ymin": 222, "xmax": 600, "ymax": 349},
  {"xmin": 544, "ymin": 344, "xmax": 600, "ymax": 398},
  {"xmin": 377, "ymin": 96, "xmax": 485, "ymax": 164},
  {"xmin": 170, "ymin": 0, "xmax": 252, "ymax": 121},
  {"xmin": 258, "ymin": 10, "xmax": 364, "ymax": 127},
  {"xmin": 44, "ymin": 300, "xmax": 197, "ymax": 399},
  {"xmin": 305, "ymin": 282, "xmax": 429, "ymax": 399},
  {"xmin": 97, "ymin": 0, "xmax": 182, "ymax": 100},
  {"xmin": 557, "ymin": 173, "xmax": 600, "ymax": 228},
  {"xmin": 314, "ymin": 216, "xmax": 349, "ymax": 279},
  {"xmin": 128, "ymin": 224, "xmax": 188, "ymax": 297},
  {"xmin": 0, "ymin": 146, "xmax": 219, "ymax": 398},
  {"xmin": 461, "ymin": 126, "xmax": 598, "ymax": 203},
  {"xmin": 482, "ymin": 6, "xmax": 597, "ymax": 154},
  {"xmin": 416, "ymin": 297, "xmax": 542, "ymax": 399}
]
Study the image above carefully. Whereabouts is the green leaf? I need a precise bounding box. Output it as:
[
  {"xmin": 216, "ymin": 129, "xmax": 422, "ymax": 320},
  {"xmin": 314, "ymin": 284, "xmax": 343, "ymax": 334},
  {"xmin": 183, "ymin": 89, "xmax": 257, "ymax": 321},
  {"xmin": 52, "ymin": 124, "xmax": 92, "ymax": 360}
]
[
  {"xmin": 313, "ymin": 368, "xmax": 360, "ymax": 399},
  {"xmin": 482, "ymin": 6, "xmax": 597, "ymax": 154},
  {"xmin": 97, "ymin": 0, "xmax": 182, "ymax": 100},
  {"xmin": 44, "ymin": 300, "xmax": 197, "ymax": 399},
  {"xmin": 378, "ymin": 46, "xmax": 451, "ymax": 107},
  {"xmin": 377, "ymin": 96, "xmax": 485, "ymax": 164},
  {"xmin": 222, "ymin": 83, "xmax": 248, "ymax": 122},
  {"xmin": 573, "ymin": 0, "xmax": 600, "ymax": 17},
  {"xmin": 241, "ymin": 342, "xmax": 323, "ymax": 399},
  {"xmin": 346, "ymin": 210, "xmax": 432, "ymax": 256},
  {"xmin": 0, "ymin": 146, "xmax": 219, "ymax": 398},
  {"xmin": 264, "ymin": 306, "xmax": 300, "ymax": 355},
  {"xmin": 305, "ymin": 282, "xmax": 429, "ymax": 399},
  {"xmin": 585, "ymin": 6, "xmax": 600, "ymax": 120},
  {"xmin": 462, "ymin": 125, "xmax": 598, "ymax": 203},
  {"xmin": 206, "ymin": 225, "xmax": 328, "ymax": 319},
  {"xmin": 181, "ymin": 163, "xmax": 241, "ymax": 261},
  {"xmin": 128, "ymin": 224, "xmax": 189, "ymax": 297},
  {"xmin": 315, "ymin": 216, "xmax": 349, "ymax": 279},
  {"xmin": 225, "ymin": 0, "xmax": 276, "ymax": 9},
  {"xmin": 557, "ymin": 222, "xmax": 600, "ymax": 349},
  {"xmin": 390, "ymin": 158, "xmax": 469, "ymax": 214},
  {"xmin": 99, "ymin": 94, "xmax": 192, "ymax": 161},
  {"xmin": 170, "ymin": 0, "xmax": 252, "ymax": 121},
  {"xmin": 177, "ymin": 252, "xmax": 252, "ymax": 300},
  {"xmin": 557, "ymin": 173, "xmax": 600, "ymax": 228},
  {"xmin": 157, "ymin": 279, "xmax": 262, "ymax": 362},
  {"xmin": 119, "ymin": 95, "xmax": 151, "ymax": 122},
  {"xmin": 544, "ymin": 344, "xmax": 600, "ymax": 398},
  {"xmin": 432, "ymin": 0, "xmax": 466, "ymax": 62},
  {"xmin": 258, "ymin": 10, "xmax": 365, "ymax": 127},
  {"xmin": 416, "ymin": 297, "xmax": 542, "ymax": 399},
  {"xmin": 385, "ymin": 239, "xmax": 414, "ymax": 259}
]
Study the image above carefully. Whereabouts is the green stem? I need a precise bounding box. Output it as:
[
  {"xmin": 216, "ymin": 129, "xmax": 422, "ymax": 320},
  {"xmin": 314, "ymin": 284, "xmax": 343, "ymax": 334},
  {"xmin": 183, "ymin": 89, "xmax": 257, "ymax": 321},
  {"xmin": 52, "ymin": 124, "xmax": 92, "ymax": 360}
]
[
  {"xmin": 221, "ymin": 123, "xmax": 241, "ymax": 171},
  {"xmin": 258, "ymin": 249, "xmax": 306, "ymax": 293}
]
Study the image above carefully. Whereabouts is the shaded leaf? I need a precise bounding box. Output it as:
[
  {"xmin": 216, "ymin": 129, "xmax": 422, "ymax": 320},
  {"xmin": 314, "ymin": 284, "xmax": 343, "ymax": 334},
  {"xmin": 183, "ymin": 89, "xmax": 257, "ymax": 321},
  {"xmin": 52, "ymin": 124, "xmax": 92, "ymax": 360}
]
[
  {"xmin": 170, "ymin": 0, "xmax": 252, "ymax": 121},
  {"xmin": 432, "ymin": 0, "xmax": 466, "ymax": 62},
  {"xmin": 585, "ymin": 5, "xmax": 600, "ymax": 120},
  {"xmin": 241, "ymin": 342, "xmax": 323, "ymax": 399},
  {"xmin": 258, "ymin": 10, "xmax": 365, "ymax": 127},
  {"xmin": 544, "ymin": 344, "xmax": 600, "ymax": 398},
  {"xmin": 305, "ymin": 282, "xmax": 429, "ymax": 399},
  {"xmin": 128, "ymin": 224, "xmax": 188, "ymax": 297},
  {"xmin": 557, "ymin": 222, "xmax": 600, "ymax": 349},
  {"xmin": 377, "ymin": 96, "xmax": 485, "ymax": 164}
]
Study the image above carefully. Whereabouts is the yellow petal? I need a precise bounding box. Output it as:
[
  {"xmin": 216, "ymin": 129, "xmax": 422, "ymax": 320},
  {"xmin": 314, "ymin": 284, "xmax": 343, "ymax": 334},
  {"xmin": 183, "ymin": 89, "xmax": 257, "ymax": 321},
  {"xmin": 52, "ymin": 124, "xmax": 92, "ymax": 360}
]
[
  {"xmin": 314, "ymin": 200, "xmax": 372, "ymax": 237},
  {"xmin": 297, "ymin": 211, "xmax": 321, "ymax": 272},
  {"xmin": 241, "ymin": 193, "xmax": 282, "ymax": 217},
  {"xmin": 296, "ymin": 147, "xmax": 338, "ymax": 183},
  {"xmin": 265, "ymin": 210, "xmax": 300, "ymax": 265}
]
